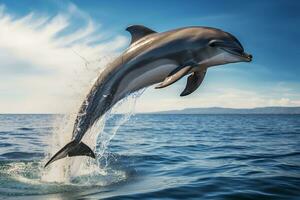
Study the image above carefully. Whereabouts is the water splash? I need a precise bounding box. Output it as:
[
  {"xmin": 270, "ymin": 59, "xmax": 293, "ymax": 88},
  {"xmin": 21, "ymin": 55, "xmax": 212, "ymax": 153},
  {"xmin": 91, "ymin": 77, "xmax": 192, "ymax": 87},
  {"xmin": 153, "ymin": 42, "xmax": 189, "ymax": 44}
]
[
  {"xmin": 41, "ymin": 54, "xmax": 111, "ymax": 183},
  {"xmin": 41, "ymin": 114, "xmax": 76, "ymax": 183},
  {"xmin": 95, "ymin": 90, "xmax": 144, "ymax": 168},
  {"xmin": 67, "ymin": 89, "xmax": 145, "ymax": 183},
  {"xmin": 41, "ymin": 86, "xmax": 144, "ymax": 185}
]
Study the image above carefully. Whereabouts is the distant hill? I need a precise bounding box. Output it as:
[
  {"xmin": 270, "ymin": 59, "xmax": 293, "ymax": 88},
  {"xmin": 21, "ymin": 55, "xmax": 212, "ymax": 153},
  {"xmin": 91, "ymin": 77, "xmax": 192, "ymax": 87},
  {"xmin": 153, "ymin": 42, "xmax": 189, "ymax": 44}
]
[{"xmin": 150, "ymin": 107, "xmax": 300, "ymax": 114}]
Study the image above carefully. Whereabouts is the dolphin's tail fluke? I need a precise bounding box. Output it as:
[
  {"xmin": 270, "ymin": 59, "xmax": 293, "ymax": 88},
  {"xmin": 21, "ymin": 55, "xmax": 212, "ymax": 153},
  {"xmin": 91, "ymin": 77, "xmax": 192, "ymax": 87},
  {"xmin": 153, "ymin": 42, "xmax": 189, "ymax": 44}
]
[{"xmin": 44, "ymin": 140, "xmax": 95, "ymax": 168}]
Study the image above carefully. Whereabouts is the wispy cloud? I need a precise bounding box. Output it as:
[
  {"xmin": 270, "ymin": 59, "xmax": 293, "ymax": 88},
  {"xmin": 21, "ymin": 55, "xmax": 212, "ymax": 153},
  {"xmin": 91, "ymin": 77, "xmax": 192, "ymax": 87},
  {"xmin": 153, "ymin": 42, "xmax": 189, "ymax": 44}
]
[
  {"xmin": 0, "ymin": 2, "xmax": 299, "ymax": 114},
  {"xmin": 0, "ymin": 3, "xmax": 128, "ymax": 113}
]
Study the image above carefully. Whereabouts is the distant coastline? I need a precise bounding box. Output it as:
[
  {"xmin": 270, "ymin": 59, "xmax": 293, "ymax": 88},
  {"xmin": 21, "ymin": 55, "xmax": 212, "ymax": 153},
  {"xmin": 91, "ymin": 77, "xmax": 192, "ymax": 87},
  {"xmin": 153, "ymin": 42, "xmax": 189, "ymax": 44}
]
[
  {"xmin": 147, "ymin": 107, "xmax": 300, "ymax": 115},
  {"xmin": 1, "ymin": 106, "xmax": 300, "ymax": 115}
]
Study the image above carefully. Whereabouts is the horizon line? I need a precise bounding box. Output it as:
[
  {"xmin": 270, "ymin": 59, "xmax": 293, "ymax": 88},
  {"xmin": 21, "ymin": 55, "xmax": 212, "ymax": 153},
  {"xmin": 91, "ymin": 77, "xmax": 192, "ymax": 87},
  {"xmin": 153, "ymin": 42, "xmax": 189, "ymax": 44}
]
[{"xmin": 1, "ymin": 105, "xmax": 300, "ymax": 115}]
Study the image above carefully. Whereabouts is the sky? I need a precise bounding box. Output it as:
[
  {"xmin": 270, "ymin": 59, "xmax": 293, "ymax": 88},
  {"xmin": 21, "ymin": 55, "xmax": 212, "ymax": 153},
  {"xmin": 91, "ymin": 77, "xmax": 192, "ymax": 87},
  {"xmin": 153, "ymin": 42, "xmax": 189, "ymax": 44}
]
[{"xmin": 0, "ymin": 0, "xmax": 299, "ymax": 113}]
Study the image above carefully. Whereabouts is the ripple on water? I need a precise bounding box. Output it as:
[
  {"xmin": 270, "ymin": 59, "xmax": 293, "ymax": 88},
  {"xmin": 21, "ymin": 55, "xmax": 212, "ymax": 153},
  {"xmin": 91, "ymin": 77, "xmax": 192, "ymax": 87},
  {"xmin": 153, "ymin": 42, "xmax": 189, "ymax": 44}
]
[
  {"xmin": 0, "ymin": 152, "xmax": 44, "ymax": 160},
  {"xmin": 0, "ymin": 143, "xmax": 12, "ymax": 147},
  {"xmin": 17, "ymin": 127, "xmax": 34, "ymax": 131}
]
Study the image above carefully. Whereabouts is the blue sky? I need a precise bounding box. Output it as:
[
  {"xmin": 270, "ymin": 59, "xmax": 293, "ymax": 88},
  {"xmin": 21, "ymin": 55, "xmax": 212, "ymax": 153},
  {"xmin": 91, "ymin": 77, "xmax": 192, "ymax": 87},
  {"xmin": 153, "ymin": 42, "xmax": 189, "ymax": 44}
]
[{"xmin": 0, "ymin": 0, "xmax": 299, "ymax": 113}]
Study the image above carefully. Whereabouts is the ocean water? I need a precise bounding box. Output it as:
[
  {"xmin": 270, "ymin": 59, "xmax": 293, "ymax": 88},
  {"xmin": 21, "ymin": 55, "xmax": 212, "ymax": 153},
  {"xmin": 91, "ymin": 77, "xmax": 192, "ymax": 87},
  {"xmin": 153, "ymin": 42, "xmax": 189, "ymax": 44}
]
[{"xmin": 0, "ymin": 114, "xmax": 299, "ymax": 200}]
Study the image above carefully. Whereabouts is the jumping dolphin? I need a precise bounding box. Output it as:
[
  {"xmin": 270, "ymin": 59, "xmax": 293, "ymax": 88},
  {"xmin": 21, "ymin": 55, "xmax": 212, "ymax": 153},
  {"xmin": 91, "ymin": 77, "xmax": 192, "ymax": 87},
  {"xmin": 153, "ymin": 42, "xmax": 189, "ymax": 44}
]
[{"xmin": 45, "ymin": 25, "xmax": 252, "ymax": 167}]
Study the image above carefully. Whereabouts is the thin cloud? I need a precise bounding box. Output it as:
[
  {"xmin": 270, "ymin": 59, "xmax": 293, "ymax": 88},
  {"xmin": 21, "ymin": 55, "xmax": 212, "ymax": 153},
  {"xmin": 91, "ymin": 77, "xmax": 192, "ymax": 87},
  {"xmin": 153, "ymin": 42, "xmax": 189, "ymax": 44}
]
[
  {"xmin": 0, "ymin": 3, "xmax": 299, "ymax": 114},
  {"xmin": 0, "ymin": 3, "xmax": 128, "ymax": 113}
]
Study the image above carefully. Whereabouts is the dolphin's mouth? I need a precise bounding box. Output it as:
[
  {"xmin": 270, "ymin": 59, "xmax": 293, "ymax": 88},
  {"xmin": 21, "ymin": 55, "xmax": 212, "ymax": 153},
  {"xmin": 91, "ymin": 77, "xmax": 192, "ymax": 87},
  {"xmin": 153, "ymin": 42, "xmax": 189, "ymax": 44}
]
[
  {"xmin": 241, "ymin": 52, "xmax": 252, "ymax": 62},
  {"xmin": 221, "ymin": 48, "xmax": 252, "ymax": 62}
]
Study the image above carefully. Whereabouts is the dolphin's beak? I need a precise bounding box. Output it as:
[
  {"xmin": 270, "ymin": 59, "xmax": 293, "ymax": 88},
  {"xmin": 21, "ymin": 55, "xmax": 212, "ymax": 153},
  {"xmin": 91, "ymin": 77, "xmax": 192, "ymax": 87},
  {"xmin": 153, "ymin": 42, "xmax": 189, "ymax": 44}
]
[
  {"xmin": 242, "ymin": 52, "xmax": 252, "ymax": 62},
  {"xmin": 221, "ymin": 47, "xmax": 252, "ymax": 62}
]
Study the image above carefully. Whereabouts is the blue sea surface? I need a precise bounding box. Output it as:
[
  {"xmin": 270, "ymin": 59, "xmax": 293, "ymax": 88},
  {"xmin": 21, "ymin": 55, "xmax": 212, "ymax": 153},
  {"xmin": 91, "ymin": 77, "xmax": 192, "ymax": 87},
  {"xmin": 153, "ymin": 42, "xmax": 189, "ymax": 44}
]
[{"xmin": 0, "ymin": 114, "xmax": 299, "ymax": 199}]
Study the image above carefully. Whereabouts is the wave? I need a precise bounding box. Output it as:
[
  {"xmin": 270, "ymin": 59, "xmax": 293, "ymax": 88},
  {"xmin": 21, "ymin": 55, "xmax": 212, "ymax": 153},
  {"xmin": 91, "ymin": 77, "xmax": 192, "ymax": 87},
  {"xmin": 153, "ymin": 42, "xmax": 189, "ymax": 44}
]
[
  {"xmin": 207, "ymin": 151, "xmax": 300, "ymax": 161},
  {"xmin": 1, "ymin": 152, "xmax": 44, "ymax": 159},
  {"xmin": 17, "ymin": 127, "xmax": 34, "ymax": 131}
]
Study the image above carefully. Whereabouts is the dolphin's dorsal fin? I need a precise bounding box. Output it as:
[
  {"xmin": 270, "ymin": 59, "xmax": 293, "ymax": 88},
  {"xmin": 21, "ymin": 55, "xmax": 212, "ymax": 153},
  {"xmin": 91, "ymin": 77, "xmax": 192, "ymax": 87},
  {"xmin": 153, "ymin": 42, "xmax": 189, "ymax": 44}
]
[{"xmin": 126, "ymin": 25, "xmax": 156, "ymax": 45}]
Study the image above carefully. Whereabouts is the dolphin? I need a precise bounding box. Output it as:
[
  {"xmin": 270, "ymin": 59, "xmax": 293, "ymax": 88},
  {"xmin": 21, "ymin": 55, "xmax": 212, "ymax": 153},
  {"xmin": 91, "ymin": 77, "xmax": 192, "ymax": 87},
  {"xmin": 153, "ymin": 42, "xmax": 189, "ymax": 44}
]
[{"xmin": 45, "ymin": 25, "xmax": 252, "ymax": 167}]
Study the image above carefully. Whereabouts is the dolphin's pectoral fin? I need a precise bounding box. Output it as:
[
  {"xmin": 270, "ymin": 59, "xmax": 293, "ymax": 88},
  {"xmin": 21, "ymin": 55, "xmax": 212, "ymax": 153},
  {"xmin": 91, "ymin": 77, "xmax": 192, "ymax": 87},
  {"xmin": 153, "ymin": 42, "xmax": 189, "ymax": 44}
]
[
  {"xmin": 126, "ymin": 25, "xmax": 156, "ymax": 45},
  {"xmin": 155, "ymin": 66, "xmax": 193, "ymax": 89},
  {"xmin": 180, "ymin": 69, "xmax": 207, "ymax": 96},
  {"xmin": 44, "ymin": 141, "xmax": 95, "ymax": 168}
]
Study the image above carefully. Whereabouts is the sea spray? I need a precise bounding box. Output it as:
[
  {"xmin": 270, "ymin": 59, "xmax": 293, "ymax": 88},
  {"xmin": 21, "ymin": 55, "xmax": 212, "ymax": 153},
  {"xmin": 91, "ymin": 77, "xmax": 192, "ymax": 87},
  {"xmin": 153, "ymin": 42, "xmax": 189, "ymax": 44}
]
[
  {"xmin": 41, "ymin": 53, "xmax": 145, "ymax": 184},
  {"xmin": 41, "ymin": 55, "xmax": 111, "ymax": 183},
  {"xmin": 95, "ymin": 90, "xmax": 144, "ymax": 168},
  {"xmin": 41, "ymin": 114, "xmax": 76, "ymax": 183},
  {"xmin": 67, "ymin": 89, "xmax": 145, "ymax": 184}
]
